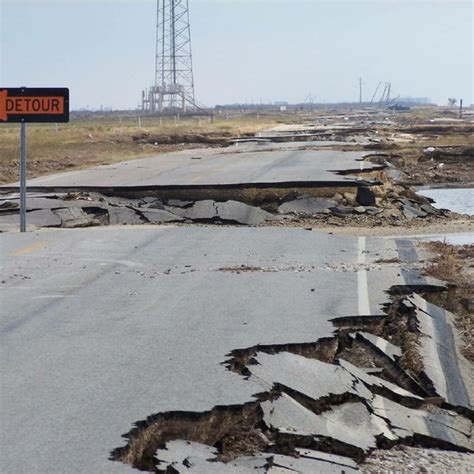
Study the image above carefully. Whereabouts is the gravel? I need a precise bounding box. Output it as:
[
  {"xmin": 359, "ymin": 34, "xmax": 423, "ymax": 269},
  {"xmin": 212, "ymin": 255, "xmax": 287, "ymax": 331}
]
[{"xmin": 361, "ymin": 446, "xmax": 474, "ymax": 473}]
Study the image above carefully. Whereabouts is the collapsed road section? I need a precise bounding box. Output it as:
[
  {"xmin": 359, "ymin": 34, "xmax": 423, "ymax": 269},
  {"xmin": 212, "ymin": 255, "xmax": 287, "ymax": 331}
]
[
  {"xmin": 0, "ymin": 182, "xmax": 457, "ymax": 231},
  {"xmin": 2, "ymin": 140, "xmax": 470, "ymax": 231},
  {"xmin": 111, "ymin": 292, "xmax": 473, "ymax": 473},
  {"xmin": 1, "ymin": 125, "xmax": 472, "ymax": 472},
  {"xmin": 1, "ymin": 142, "xmax": 468, "ymax": 231},
  {"xmin": 1, "ymin": 227, "xmax": 471, "ymax": 473}
]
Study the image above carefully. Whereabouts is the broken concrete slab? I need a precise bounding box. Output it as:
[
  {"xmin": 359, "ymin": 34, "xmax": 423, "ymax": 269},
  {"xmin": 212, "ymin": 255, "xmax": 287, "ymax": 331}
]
[
  {"xmin": 338, "ymin": 359, "xmax": 423, "ymax": 404},
  {"xmin": 365, "ymin": 207, "xmax": 383, "ymax": 216},
  {"xmin": 141, "ymin": 200, "xmax": 165, "ymax": 210},
  {"xmin": 352, "ymin": 332, "xmax": 401, "ymax": 362},
  {"xmin": 261, "ymin": 393, "xmax": 328, "ymax": 436},
  {"xmin": 1, "ymin": 196, "xmax": 107, "ymax": 212},
  {"xmin": 278, "ymin": 197, "xmax": 337, "ymax": 215},
  {"xmin": 156, "ymin": 440, "xmax": 358, "ymax": 474},
  {"xmin": 156, "ymin": 441, "xmax": 218, "ymax": 470},
  {"xmin": 167, "ymin": 199, "xmax": 194, "ymax": 208},
  {"xmin": 0, "ymin": 201, "xmax": 19, "ymax": 211},
  {"xmin": 34, "ymin": 209, "xmax": 63, "ymax": 227},
  {"xmin": 170, "ymin": 457, "xmax": 268, "ymax": 473},
  {"xmin": 407, "ymin": 293, "xmax": 472, "ymax": 408},
  {"xmin": 156, "ymin": 440, "xmax": 268, "ymax": 473},
  {"xmin": 356, "ymin": 187, "xmax": 376, "ymax": 206},
  {"xmin": 312, "ymin": 400, "xmax": 397, "ymax": 450},
  {"xmin": 403, "ymin": 204, "xmax": 428, "ymax": 219},
  {"xmin": 108, "ymin": 207, "xmax": 144, "ymax": 226},
  {"xmin": 251, "ymin": 352, "xmax": 372, "ymax": 401},
  {"xmin": 0, "ymin": 209, "xmax": 62, "ymax": 229},
  {"xmin": 168, "ymin": 200, "xmax": 277, "ymax": 225},
  {"xmin": 53, "ymin": 207, "xmax": 99, "ymax": 228},
  {"xmin": 346, "ymin": 332, "xmax": 427, "ymax": 398},
  {"xmin": 101, "ymin": 195, "xmax": 144, "ymax": 207},
  {"xmin": 420, "ymin": 203, "xmax": 443, "ymax": 216},
  {"xmin": 140, "ymin": 208, "xmax": 185, "ymax": 223},
  {"xmin": 370, "ymin": 395, "xmax": 472, "ymax": 450},
  {"xmin": 182, "ymin": 200, "xmax": 218, "ymax": 220},
  {"xmin": 216, "ymin": 200, "xmax": 276, "ymax": 225},
  {"xmin": 261, "ymin": 393, "xmax": 393, "ymax": 453}
]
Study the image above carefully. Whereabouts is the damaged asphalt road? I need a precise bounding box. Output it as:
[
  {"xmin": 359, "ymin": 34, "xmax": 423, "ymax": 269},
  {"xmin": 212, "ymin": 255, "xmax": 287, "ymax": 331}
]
[
  {"xmin": 5, "ymin": 148, "xmax": 382, "ymax": 187},
  {"xmin": 0, "ymin": 187, "xmax": 447, "ymax": 232},
  {"xmin": 0, "ymin": 194, "xmax": 281, "ymax": 229},
  {"xmin": 1, "ymin": 226, "xmax": 472, "ymax": 473},
  {"xmin": 1, "ymin": 141, "xmax": 456, "ymax": 232}
]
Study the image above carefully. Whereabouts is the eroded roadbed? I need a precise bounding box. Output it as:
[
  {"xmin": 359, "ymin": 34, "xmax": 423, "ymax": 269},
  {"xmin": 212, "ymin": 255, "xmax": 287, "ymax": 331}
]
[
  {"xmin": 0, "ymin": 183, "xmax": 456, "ymax": 232},
  {"xmin": 2, "ymin": 142, "xmax": 469, "ymax": 232},
  {"xmin": 1, "ymin": 227, "xmax": 471, "ymax": 473}
]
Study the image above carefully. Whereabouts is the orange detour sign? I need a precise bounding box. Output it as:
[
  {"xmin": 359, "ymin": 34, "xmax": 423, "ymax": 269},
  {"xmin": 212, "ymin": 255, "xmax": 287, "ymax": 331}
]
[
  {"xmin": 0, "ymin": 87, "xmax": 70, "ymax": 232},
  {"xmin": 0, "ymin": 88, "xmax": 69, "ymax": 123}
]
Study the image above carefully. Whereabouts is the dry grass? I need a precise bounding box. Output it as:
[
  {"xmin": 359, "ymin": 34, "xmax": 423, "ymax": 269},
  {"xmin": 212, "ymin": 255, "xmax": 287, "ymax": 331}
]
[
  {"xmin": 111, "ymin": 403, "xmax": 266, "ymax": 471},
  {"xmin": 425, "ymin": 250, "xmax": 462, "ymax": 281},
  {"xmin": 384, "ymin": 134, "xmax": 474, "ymax": 185},
  {"xmin": 423, "ymin": 241, "xmax": 470, "ymax": 281},
  {"xmin": 0, "ymin": 114, "xmax": 293, "ymax": 184},
  {"xmin": 423, "ymin": 242, "xmax": 474, "ymax": 361}
]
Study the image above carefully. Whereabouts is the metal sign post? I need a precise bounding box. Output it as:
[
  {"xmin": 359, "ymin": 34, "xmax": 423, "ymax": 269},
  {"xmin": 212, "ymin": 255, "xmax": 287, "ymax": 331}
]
[
  {"xmin": 0, "ymin": 87, "xmax": 69, "ymax": 232},
  {"xmin": 20, "ymin": 123, "xmax": 27, "ymax": 232}
]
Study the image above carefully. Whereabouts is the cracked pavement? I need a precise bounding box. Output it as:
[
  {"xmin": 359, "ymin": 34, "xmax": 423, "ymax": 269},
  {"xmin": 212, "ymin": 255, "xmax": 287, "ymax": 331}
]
[
  {"xmin": 5, "ymin": 147, "xmax": 381, "ymax": 188},
  {"xmin": 1, "ymin": 226, "xmax": 472, "ymax": 473}
]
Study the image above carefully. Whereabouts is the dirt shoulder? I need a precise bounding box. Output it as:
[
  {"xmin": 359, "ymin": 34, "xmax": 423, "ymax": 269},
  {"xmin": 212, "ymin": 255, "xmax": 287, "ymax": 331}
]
[{"xmin": 375, "ymin": 132, "xmax": 474, "ymax": 186}]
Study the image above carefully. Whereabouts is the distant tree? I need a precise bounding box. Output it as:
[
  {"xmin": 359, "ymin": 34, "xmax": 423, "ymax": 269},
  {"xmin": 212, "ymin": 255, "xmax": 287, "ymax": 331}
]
[{"xmin": 448, "ymin": 98, "xmax": 457, "ymax": 106}]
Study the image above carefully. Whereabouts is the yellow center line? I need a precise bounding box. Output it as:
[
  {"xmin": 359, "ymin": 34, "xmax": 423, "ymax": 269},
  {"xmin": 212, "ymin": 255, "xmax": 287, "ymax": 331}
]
[{"xmin": 10, "ymin": 241, "xmax": 47, "ymax": 256}]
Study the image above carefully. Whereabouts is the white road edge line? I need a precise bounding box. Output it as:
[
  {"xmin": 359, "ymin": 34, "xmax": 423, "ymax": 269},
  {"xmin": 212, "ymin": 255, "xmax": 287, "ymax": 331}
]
[
  {"xmin": 415, "ymin": 296, "xmax": 449, "ymax": 400},
  {"xmin": 357, "ymin": 236, "xmax": 370, "ymax": 315}
]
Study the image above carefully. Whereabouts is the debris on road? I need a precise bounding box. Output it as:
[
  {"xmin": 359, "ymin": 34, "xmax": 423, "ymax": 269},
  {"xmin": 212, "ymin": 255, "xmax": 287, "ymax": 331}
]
[
  {"xmin": 111, "ymin": 291, "xmax": 473, "ymax": 472},
  {"xmin": 1, "ymin": 110, "xmax": 472, "ymax": 473},
  {"xmin": 278, "ymin": 197, "xmax": 337, "ymax": 215},
  {"xmin": 0, "ymin": 182, "xmax": 463, "ymax": 232}
]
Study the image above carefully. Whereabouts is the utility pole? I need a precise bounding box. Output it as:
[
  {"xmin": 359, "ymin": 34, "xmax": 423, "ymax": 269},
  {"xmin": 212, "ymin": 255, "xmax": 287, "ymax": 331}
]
[
  {"xmin": 370, "ymin": 82, "xmax": 381, "ymax": 105},
  {"xmin": 359, "ymin": 77, "xmax": 362, "ymax": 105},
  {"xmin": 459, "ymin": 99, "xmax": 463, "ymax": 119}
]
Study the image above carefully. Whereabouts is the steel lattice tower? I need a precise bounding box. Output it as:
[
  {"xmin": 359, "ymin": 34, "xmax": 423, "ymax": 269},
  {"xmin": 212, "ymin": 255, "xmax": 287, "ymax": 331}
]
[{"xmin": 142, "ymin": 0, "xmax": 195, "ymax": 113}]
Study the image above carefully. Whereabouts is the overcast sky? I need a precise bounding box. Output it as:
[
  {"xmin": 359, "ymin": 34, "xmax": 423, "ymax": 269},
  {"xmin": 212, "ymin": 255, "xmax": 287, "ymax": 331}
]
[{"xmin": 1, "ymin": 0, "xmax": 472, "ymax": 110}]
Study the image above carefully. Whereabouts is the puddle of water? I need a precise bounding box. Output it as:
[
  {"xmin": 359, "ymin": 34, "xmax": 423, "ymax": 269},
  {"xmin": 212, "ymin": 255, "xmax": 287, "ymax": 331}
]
[{"xmin": 417, "ymin": 188, "xmax": 474, "ymax": 216}]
